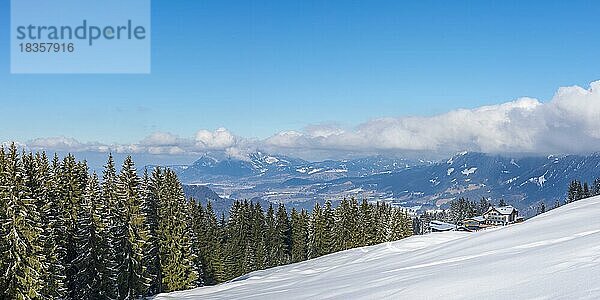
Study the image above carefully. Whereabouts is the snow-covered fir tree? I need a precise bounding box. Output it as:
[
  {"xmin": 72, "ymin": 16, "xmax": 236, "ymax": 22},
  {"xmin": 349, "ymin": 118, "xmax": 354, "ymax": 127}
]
[
  {"xmin": 158, "ymin": 169, "xmax": 199, "ymax": 292},
  {"xmin": 2, "ymin": 144, "xmax": 45, "ymax": 299}
]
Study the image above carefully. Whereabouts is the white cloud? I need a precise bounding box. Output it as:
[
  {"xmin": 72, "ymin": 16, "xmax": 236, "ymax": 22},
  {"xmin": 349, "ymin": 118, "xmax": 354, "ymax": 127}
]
[
  {"xmin": 26, "ymin": 136, "xmax": 108, "ymax": 152},
  {"xmin": 8, "ymin": 81, "xmax": 600, "ymax": 158},
  {"xmin": 266, "ymin": 81, "xmax": 600, "ymax": 155},
  {"xmin": 140, "ymin": 132, "xmax": 183, "ymax": 146},
  {"xmin": 195, "ymin": 128, "xmax": 237, "ymax": 150}
]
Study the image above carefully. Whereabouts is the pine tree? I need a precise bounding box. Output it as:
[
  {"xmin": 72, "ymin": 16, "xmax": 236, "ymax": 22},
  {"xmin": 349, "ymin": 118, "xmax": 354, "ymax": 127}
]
[
  {"xmin": 402, "ymin": 210, "xmax": 413, "ymax": 238},
  {"xmin": 567, "ymin": 180, "xmax": 577, "ymax": 203},
  {"xmin": 307, "ymin": 202, "xmax": 324, "ymax": 259},
  {"xmin": 359, "ymin": 199, "xmax": 376, "ymax": 246},
  {"xmin": 40, "ymin": 154, "xmax": 68, "ymax": 299},
  {"xmin": 274, "ymin": 203, "xmax": 291, "ymax": 265},
  {"xmin": 583, "ymin": 182, "xmax": 591, "ymax": 198},
  {"xmin": 375, "ymin": 202, "xmax": 392, "ymax": 243},
  {"xmin": 141, "ymin": 168, "xmax": 162, "ymax": 296},
  {"xmin": 593, "ymin": 178, "xmax": 600, "ymax": 196},
  {"xmin": 478, "ymin": 197, "xmax": 491, "ymax": 215},
  {"xmin": 99, "ymin": 154, "xmax": 121, "ymax": 299},
  {"xmin": 73, "ymin": 173, "xmax": 103, "ymax": 299},
  {"xmin": 498, "ymin": 199, "xmax": 507, "ymax": 207},
  {"xmin": 333, "ymin": 198, "xmax": 357, "ymax": 251},
  {"xmin": 0, "ymin": 146, "xmax": 8, "ymax": 299},
  {"xmin": 116, "ymin": 156, "xmax": 150, "ymax": 298},
  {"xmin": 388, "ymin": 208, "xmax": 408, "ymax": 241},
  {"xmin": 2, "ymin": 144, "xmax": 45, "ymax": 299},
  {"xmin": 264, "ymin": 204, "xmax": 277, "ymax": 268},
  {"xmin": 250, "ymin": 203, "xmax": 266, "ymax": 271},
  {"xmin": 158, "ymin": 169, "xmax": 198, "ymax": 292},
  {"xmin": 576, "ymin": 181, "xmax": 584, "ymax": 201},
  {"xmin": 553, "ymin": 199, "xmax": 561, "ymax": 209},
  {"xmin": 537, "ymin": 202, "xmax": 546, "ymax": 215},
  {"xmin": 290, "ymin": 208, "xmax": 308, "ymax": 263},
  {"xmin": 240, "ymin": 201, "xmax": 255, "ymax": 274},
  {"xmin": 321, "ymin": 200, "xmax": 335, "ymax": 254},
  {"xmin": 25, "ymin": 152, "xmax": 66, "ymax": 299},
  {"xmin": 223, "ymin": 201, "xmax": 244, "ymax": 279},
  {"xmin": 203, "ymin": 201, "xmax": 225, "ymax": 284},
  {"xmin": 349, "ymin": 198, "xmax": 361, "ymax": 247},
  {"xmin": 188, "ymin": 199, "xmax": 205, "ymax": 287},
  {"xmin": 58, "ymin": 154, "xmax": 88, "ymax": 299}
]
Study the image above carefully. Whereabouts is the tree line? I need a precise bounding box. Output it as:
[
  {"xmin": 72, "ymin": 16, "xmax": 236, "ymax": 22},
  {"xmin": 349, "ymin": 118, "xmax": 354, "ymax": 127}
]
[
  {"xmin": 0, "ymin": 144, "xmax": 413, "ymax": 299},
  {"xmin": 537, "ymin": 178, "xmax": 600, "ymax": 214}
]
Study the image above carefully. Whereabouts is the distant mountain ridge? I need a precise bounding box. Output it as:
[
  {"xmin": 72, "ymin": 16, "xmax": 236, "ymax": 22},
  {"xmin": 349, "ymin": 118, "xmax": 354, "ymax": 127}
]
[
  {"xmin": 177, "ymin": 151, "xmax": 420, "ymax": 183},
  {"xmin": 173, "ymin": 151, "xmax": 600, "ymax": 217}
]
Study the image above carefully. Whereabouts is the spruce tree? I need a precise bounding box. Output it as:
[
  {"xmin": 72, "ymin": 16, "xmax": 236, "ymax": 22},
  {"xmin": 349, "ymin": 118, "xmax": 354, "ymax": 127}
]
[
  {"xmin": 274, "ymin": 203, "xmax": 291, "ymax": 265},
  {"xmin": 116, "ymin": 156, "xmax": 149, "ymax": 298},
  {"xmin": 99, "ymin": 154, "xmax": 122, "ymax": 299},
  {"xmin": 583, "ymin": 182, "xmax": 591, "ymax": 198},
  {"xmin": 333, "ymin": 198, "xmax": 359, "ymax": 251},
  {"xmin": 73, "ymin": 173, "xmax": 103, "ymax": 299},
  {"xmin": 250, "ymin": 203, "xmax": 266, "ymax": 271},
  {"xmin": 2, "ymin": 144, "xmax": 45, "ymax": 299},
  {"xmin": 359, "ymin": 199, "xmax": 376, "ymax": 246},
  {"xmin": 290, "ymin": 208, "xmax": 308, "ymax": 263},
  {"xmin": 264, "ymin": 204, "xmax": 277, "ymax": 268},
  {"xmin": 307, "ymin": 202, "xmax": 324, "ymax": 259},
  {"xmin": 593, "ymin": 178, "xmax": 600, "ymax": 196},
  {"xmin": 322, "ymin": 200, "xmax": 335, "ymax": 254},
  {"xmin": 203, "ymin": 201, "xmax": 225, "ymax": 284},
  {"xmin": 223, "ymin": 201, "xmax": 244, "ymax": 279},
  {"xmin": 58, "ymin": 154, "xmax": 88, "ymax": 298},
  {"xmin": 553, "ymin": 199, "xmax": 562, "ymax": 209},
  {"xmin": 536, "ymin": 202, "xmax": 544, "ymax": 215},
  {"xmin": 188, "ymin": 199, "xmax": 205, "ymax": 287},
  {"xmin": 157, "ymin": 169, "xmax": 198, "ymax": 292},
  {"xmin": 478, "ymin": 197, "xmax": 491, "ymax": 215},
  {"xmin": 575, "ymin": 181, "xmax": 584, "ymax": 201},
  {"xmin": 40, "ymin": 154, "xmax": 68, "ymax": 299},
  {"xmin": 0, "ymin": 146, "xmax": 7, "ymax": 298},
  {"xmin": 388, "ymin": 208, "xmax": 405, "ymax": 241},
  {"xmin": 141, "ymin": 168, "xmax": 162, "ymax": 295}
]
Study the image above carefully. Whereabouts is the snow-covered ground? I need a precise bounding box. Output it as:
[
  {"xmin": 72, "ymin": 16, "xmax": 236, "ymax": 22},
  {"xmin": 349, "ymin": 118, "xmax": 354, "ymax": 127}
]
[{"xmin": 156, "ymin": 196, "xmax": 600, "ymax": 299}]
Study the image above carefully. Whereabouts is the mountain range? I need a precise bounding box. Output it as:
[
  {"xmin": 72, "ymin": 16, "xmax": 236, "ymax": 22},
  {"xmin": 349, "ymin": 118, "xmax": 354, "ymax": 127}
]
[{"xmin": 172, "ymin": 151, "xmax": 600, "ymax": 217}]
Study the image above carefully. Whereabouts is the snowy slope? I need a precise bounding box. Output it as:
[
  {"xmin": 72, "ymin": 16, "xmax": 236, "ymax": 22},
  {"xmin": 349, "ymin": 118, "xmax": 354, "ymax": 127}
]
[{"xmin": 156, "ymin": 196, "xmax": 600, "ymax": 300}]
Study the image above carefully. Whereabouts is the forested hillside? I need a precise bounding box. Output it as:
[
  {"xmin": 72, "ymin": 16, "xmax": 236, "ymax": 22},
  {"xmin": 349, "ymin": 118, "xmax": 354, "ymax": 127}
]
[{"xmin": 0, "ymin": 144, "xmax": 412, "ymax": 299}]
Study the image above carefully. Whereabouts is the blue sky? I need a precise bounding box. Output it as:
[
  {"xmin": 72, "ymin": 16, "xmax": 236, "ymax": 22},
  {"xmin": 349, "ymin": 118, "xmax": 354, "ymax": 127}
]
[{"xmin": 1, "ymin": 0, "xmax": 600, "ymax": 156}]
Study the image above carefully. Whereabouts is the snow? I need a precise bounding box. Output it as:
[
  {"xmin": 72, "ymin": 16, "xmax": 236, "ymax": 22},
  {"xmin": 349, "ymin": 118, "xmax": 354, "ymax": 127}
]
[
  {"xmin": 461, "ymin": 167, "xmax": 477, "ymax": 176},
  {"xmin": 469, "ymin": 216, "xmax": 486, "ymax": 222},
  {"xmin": 264, "ymin": 156, "xmax": 279, "ymax": 164},
  {"xmin": 487, "ymin": 205, "xmax": 516, "ymax": 215},
  {"xmin": 528, "ymin": 171, "xmax": 548, "ymax": 187},
  {"xmin": 308, "ymin": 168, "xmax": 323, "ymax": 175},
  {"xmin": 429, "ymin": 220, "xmax": 456, "ymax": 231},
  {"xmin": 510, "ymin": 158, "xmax": 520, "ymax": 168},
  {"xmin": 156, "ymin": 196, "xmax": 600, "ymax": 300}
]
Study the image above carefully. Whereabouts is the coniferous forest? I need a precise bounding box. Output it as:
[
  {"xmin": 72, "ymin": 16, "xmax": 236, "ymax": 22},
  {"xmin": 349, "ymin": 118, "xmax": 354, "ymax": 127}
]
[{"xmin": 0, "ymin": 144, "xmax": 413, "ymax": 299}]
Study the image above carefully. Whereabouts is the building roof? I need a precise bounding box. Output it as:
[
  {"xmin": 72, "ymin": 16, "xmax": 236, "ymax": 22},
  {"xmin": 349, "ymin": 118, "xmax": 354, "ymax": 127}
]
[
  {"xmin": 430, "ymin": 220, "xmax": 456, "ymax": 231},
  {"xmin": 468, "ymin": 216, "xmax": 486, "ymax": 222},
  {"xmin": 485, "ymin": 205, "xmax": 517, "ymax": 216}
]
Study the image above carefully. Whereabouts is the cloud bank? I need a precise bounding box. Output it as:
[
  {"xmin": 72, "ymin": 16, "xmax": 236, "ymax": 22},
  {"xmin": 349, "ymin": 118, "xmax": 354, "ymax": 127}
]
[{"xmin": 9, "ymin": 81, "xmax": 600, "ymax": 159}]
